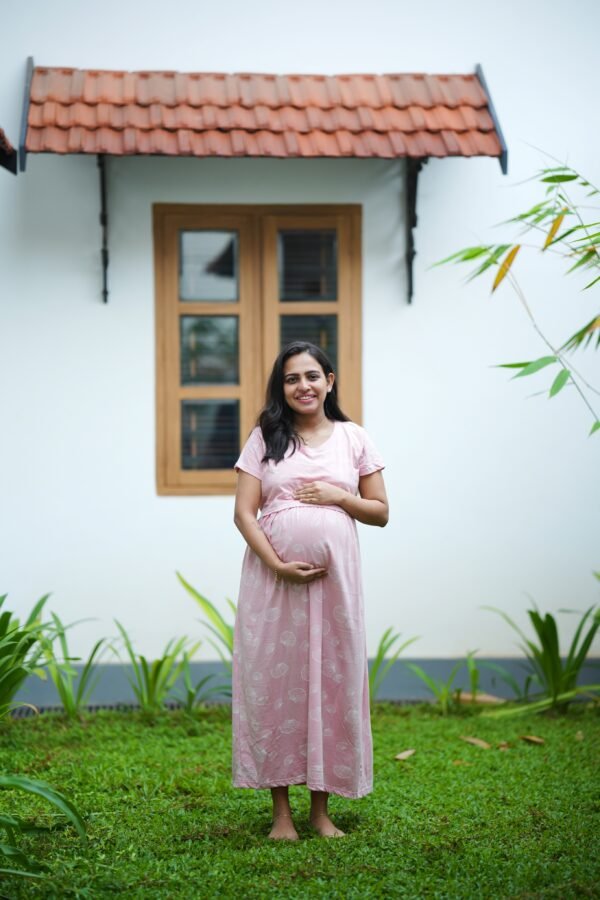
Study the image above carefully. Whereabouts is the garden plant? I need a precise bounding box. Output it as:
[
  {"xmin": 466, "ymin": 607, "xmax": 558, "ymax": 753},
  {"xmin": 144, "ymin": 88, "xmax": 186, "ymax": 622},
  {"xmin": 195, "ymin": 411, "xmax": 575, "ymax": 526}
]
[
  {"xmin": 0, "ymin": 595, "xmax": 49, "ymax": 716},
  {"xmin": 177, "ymin": 572, "xmax": 235, "ymax": 675},
  {"xmin": 114, "ymin": 621, "xmax": 199, "ymax": 716},
  {"xmin": 40, "ymin": 613, "xmax": 110, "ymax": 722},
  {"xmin": 368, "ymin": 627, "xmax": 419, "ymax": 702},
  {"xmin": 481, "ymin": 595, "xmax": 600, "ymax": 717},
  {"xmin": 436, "ymin": 163, "xmax": 600, "ymax": 434}
]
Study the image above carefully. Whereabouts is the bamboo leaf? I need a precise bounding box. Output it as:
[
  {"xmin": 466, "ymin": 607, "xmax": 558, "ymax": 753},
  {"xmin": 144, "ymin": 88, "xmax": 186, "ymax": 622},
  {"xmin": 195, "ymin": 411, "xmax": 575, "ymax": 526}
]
[
  {"xmin": 495, "ymin": 361, "xmax": 534, "ymax": 370},
  {"xmin": 508, "ymin": 201, "xmax": 549, "ymax": 223},
  {"xmin": 566, "ymin": 249, "xmax": 596, "ymax": 274},
  {"xmin": 590, "ymin": 421, "xmax": 600, "ymax": 436},
  {"xmin": 492, "ymin": 245, "xmax": 520, "ymax": 292},
  {"xmin": 544, "ymin": 224, "xmax": 586, "ymax": 247},
  {"xmin": 543, "ymin": 213, "xmax": 565, "ymax": 249},
  {"xmin": 468, "ymin": 244, "xmax": 511, "ymax": 281},
  {"xmin": 549, "ymin": 368, "xmax": 570, "ymax": 397},
  {"xmin": 432, "ymin": 246, "xmax": 490, "ymax": 267},
  {"xmin": 512, "ymin": 356, "xmax": 557, "ymax": 378},
  {"xmin": 572, "ymin": 230, "xmax": 600, "ymax": 243},
  {"xmin": 584, "ymin": 274, "xmax": 600, "ymax": 290},
  {"xmin": 541, "ymin": 174, "xmax": 578, "ymax": 183},
  {"xmin": 560, "ymin": 316, "xmax": 600, "ymax": 352}
]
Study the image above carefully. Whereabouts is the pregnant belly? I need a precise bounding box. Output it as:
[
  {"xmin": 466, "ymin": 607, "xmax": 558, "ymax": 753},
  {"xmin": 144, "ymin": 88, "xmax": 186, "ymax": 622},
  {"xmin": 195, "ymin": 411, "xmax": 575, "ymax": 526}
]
[{"xmin": 261, "ymin": 504, "xmax": 356, "ymax": 568}]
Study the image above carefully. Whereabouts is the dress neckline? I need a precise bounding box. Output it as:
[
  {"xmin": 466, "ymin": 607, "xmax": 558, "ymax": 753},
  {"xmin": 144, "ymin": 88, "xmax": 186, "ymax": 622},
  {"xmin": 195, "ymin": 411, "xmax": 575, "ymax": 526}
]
[{"xmin": 298, "ymin": 420, "xmax": 338, "ymax": 452}]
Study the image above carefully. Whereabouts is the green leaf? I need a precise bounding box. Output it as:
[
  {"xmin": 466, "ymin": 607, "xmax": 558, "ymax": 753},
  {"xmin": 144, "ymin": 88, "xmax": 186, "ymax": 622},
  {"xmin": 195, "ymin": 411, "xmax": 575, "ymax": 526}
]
[
  {"xmin": 566, "ymin": 249, "xmax": 597, "ymax": 274},
  {"xmin": 0, "ymin": 842, "xmax": 45, "ymax": 872},
  {"xmin": 495, "ymin": 361, "xmax": 534, "ymax": 370},
  {"xmin": 431, "ymin": 246, "xmax": 490, "ymax": 267},
  {"xmin": 590, "ymin": 421, "xmax": 600, "ymax": 436},
  {"xmin": 549, "ymin": 369, "xmax": 570, "ymax": 397},
  {"xmin": 512, "ymin": 356, "xmax": 557, "ymax": 378},
  {"xmin": 480, "ymin": 684, "xmax": 600, "ymax": 718},
  {"xmin": 0, "ymin": 776, "xmax": 87, "ymax": 843},
  {"xmin": 541, "ymin": 174, "xmax": 578, "ymax": 183},
  {"xmin": 177, "ymin": 573, "xmax": 234, "ymax": 656},
  {"xmin": 584, "ymin": 274, "xmax": 600, "ymax": 290},
  {"xmin": 405, "ymin": 663, "xmax": 441, "ymax": 699},
  {"xmin": 572, "ymin": 230, "xmax": 600, "ymax": 243},
  {"xmin": 468, "ymin": 244, "xmax": 511, "ymax": 281}
]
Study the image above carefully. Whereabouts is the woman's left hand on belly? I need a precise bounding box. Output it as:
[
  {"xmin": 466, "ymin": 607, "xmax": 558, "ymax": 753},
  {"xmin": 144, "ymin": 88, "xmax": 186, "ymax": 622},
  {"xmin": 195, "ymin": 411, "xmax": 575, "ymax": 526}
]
[{"xmin": 294, "ymin": 481, "xmax": 346, "ymax": 506}]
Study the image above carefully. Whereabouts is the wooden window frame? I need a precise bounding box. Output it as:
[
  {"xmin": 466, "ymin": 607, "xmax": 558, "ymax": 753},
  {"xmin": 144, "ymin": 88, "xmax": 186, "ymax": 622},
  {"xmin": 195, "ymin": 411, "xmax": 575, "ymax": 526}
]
[{"xmin": 153, "ymin": 204, "xmax": 362, "ymax": 496}]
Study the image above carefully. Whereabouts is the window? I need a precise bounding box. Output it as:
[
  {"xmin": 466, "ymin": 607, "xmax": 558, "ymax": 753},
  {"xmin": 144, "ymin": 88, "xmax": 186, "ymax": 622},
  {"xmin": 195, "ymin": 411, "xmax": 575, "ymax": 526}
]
[{"xmin": 153, "ymin": 205, "xmax": 362, "ymax": 495}]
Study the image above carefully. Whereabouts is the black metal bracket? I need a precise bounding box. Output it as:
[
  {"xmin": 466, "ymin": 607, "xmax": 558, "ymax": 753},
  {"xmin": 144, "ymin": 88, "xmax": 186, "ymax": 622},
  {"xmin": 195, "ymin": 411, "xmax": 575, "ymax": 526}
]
[
  {"xmin": 19, "ymin": 56, "xmax": 34, "ymax": 173},
  {"xmin": 97, "ymin": 154, "xmax": 109, "ymax": 303},
  {"xmin": 405, "ymin": 157, "xmax": 427, "ymax": 303},
  {"xmin": 476, "ymin": 63, "xmax": 508, "ymax": 175}
]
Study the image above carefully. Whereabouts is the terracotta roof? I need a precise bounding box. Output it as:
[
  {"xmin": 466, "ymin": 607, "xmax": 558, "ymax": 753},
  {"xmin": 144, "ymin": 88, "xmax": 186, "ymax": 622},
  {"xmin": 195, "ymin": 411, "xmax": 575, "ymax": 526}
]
[
  {"xmin": 0, "ymin": 127, "xmax": 17, "ymax": 173},
  {"xmin": 25, "ymin": 68, "xmax": 504, "ymax": 161}
]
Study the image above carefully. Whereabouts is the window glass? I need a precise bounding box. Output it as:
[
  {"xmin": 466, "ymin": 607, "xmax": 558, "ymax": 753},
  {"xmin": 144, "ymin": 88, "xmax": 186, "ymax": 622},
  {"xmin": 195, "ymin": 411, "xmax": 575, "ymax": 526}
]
[
  {"xmin": 280, "ymin": 315, "xmax": 338, "ymax": 372},
  {"xmin": 181, "ymin": 399, "xmax": 240, "ymax": 470},
  {"xmin": 278, "ymin": 230, "xmax": 337, "ymax": 301},
  {"xmin": 180, "ymin": 231, "xmax": 238, "ymax": 301},
  {"xmin": 180, "ymin": 316, "xmax": 239, "ymax": 385}
]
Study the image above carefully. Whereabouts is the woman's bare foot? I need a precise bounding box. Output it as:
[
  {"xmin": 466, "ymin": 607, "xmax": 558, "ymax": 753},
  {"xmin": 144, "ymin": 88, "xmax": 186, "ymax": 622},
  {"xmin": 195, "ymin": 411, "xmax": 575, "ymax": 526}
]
[
  {"xmin": 309, "ymin": 812, "xmax": 345, "ymax": 837},
  {"xmin": 268, "ymin": 813, "xmax": 300, "ymax": 841}
]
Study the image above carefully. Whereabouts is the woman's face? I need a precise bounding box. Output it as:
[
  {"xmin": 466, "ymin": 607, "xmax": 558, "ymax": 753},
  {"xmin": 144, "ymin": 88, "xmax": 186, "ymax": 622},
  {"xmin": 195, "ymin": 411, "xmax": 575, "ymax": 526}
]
[{"xmin": 282, "ymin": 351, "xmax": 334, "ymax": 419}]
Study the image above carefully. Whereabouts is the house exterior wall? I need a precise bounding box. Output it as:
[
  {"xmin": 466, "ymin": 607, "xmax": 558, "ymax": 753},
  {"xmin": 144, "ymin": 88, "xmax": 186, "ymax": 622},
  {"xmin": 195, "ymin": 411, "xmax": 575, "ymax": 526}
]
[{"xmin": 1, "ymin": 0, "xmax": 599, "ymax": 666}]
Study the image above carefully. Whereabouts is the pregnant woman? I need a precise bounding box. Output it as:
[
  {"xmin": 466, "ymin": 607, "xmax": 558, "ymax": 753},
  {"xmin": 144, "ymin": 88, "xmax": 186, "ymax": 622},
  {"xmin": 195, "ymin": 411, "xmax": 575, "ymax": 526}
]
[{"xmin": 232, "ymin": 341, "xmax": 389, "ymax": 841}]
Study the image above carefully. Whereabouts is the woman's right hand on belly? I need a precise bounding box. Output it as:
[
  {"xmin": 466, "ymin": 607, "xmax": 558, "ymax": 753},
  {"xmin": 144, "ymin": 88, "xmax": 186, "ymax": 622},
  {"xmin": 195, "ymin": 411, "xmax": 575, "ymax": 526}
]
[{"xmin": 276, "ymin": 561, "xmax": 327, "ymax": 584}]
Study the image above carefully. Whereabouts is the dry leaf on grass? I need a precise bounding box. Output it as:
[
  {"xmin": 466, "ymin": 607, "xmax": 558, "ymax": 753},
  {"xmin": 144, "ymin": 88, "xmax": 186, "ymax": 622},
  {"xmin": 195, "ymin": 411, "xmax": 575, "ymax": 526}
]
[
  {"xmin": 455, "ymin": 691, "xmax": 505, "ymax": 705},
  {"xmin": 519, "ymin": 735, "xmax": 545, "ymax": 745},
  {"xmin": 575, "ymin": 731, "xmax": 584, "ymax": 741},
  {"xmin": 395, "ymin": 749, "xmax": 416, "ymax": 761},
  {"xmin": 497, "ymin": 741, "xmax": 511, "ymax": 751},
  {"xmin": 452, "ymin": 759, "xmax": 473, "ymax": 766},
  {"xmin": 459, "ymin": 735, "xmax": 492, "ymax": 750}
]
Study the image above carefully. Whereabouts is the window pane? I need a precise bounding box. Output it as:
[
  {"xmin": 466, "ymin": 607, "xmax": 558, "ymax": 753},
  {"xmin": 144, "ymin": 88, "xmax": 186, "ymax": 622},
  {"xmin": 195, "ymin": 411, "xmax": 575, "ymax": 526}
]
[
  {"xmin": 180, "ymin": 316, "xmax": 239, "ymax": 385},
  {"xmin": 278, "ymin": 230, "xmax": 337, "ymax": 301},
  {"xmin": 181, "ymin": 399, "xmax": 239, "ymax": 470},
  {"xmin": 280, "ymin": 315, "xmax": 338, "ymax": 372},
  {"xmin": 180, "ymin": 231, "xmax": 238, "ymax": 301}
]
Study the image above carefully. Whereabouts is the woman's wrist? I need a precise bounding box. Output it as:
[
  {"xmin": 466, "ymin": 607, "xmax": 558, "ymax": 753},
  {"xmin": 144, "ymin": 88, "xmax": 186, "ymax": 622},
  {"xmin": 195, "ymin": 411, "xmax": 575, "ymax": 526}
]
[{"xmin": 335, "ymin": 488, "xmax": 351, "ymax": 510}]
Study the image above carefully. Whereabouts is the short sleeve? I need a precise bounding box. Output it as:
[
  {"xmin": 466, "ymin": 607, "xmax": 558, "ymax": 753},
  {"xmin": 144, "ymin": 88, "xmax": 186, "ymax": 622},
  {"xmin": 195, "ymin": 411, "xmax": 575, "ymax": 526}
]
[
  {"xmin": 358, "ymin": 428, "xmax": 385, "ymax": 477},
  {"xmin": 234, "ymin": 427, "xmax": 265, "ymax": 480}
]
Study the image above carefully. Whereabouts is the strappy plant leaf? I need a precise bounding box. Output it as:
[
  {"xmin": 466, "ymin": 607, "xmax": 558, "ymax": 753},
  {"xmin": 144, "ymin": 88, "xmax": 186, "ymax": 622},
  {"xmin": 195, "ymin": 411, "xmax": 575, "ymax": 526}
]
[{"xmin": 369, "ymin": 628, "xmax": 419, "ymax": 702}]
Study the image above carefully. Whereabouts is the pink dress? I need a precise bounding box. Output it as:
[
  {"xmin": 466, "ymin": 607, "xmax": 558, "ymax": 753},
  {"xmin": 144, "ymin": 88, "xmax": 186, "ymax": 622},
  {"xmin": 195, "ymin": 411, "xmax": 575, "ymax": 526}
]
[{"xmin": 232, "ymin": 420, "xmax": 385, "ymax": 799}]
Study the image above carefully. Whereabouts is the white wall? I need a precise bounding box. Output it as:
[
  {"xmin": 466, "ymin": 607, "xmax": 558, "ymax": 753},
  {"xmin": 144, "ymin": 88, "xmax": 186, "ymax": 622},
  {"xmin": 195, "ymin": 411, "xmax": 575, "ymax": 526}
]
[{"xmin": 1, "ymin": 0, "xmax": 599, "ymax": 660}]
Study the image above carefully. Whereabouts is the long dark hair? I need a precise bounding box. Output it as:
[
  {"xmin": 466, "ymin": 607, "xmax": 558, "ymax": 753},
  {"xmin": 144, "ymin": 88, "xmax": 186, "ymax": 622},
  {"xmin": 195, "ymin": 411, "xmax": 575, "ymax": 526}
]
[{"xmin": 258, "ymin": 341, "xmax": 350, "ymax": 463}]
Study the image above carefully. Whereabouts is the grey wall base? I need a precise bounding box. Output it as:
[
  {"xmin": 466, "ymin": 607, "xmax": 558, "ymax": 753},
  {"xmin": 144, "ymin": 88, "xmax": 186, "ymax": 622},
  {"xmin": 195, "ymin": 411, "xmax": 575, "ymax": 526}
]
[{"xmin": 14, "ymin": 659, "xmax": 600, "ymax": 709}]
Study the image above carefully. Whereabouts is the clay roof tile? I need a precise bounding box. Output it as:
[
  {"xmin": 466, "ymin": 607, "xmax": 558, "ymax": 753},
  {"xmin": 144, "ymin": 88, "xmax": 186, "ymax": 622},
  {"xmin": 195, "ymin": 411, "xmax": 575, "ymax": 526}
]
[{"xmin": 24, "ymin": 67, "xmax": 505, "ymax": 164}]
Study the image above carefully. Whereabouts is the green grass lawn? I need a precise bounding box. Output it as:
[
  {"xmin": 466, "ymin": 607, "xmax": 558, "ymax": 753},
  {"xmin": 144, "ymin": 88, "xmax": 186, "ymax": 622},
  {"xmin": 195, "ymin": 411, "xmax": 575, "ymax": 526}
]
[{"xmin": 0, "ymin": 704, "xmax": 599, "ymax": 899}]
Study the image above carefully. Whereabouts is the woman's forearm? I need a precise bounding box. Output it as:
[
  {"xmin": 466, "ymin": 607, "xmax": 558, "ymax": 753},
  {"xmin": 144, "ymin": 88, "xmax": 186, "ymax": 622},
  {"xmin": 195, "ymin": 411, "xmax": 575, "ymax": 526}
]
[
  {"xmin": 337, "ymin": 492, "xmax": 389, "ymax": 527},
  {"xmin": 234, "ymin": 512, "xmax": 282, "ymax": 574}
]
